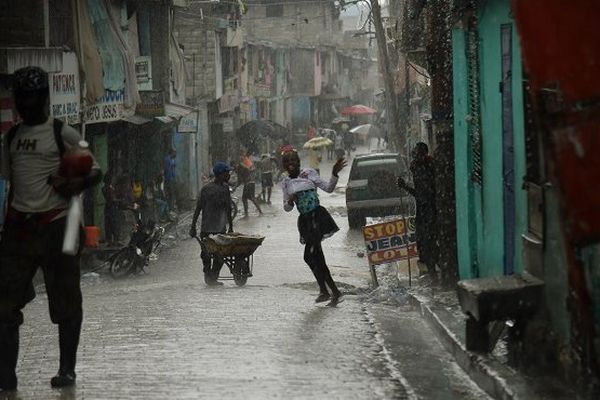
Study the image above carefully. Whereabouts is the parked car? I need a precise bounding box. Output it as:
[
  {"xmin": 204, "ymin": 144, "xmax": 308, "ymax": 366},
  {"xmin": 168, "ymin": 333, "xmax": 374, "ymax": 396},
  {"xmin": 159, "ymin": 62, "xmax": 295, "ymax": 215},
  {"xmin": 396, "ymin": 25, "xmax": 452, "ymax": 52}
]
[{"xmin": 345, "ymin": 153, "xmax": 409, "ymax": 229}]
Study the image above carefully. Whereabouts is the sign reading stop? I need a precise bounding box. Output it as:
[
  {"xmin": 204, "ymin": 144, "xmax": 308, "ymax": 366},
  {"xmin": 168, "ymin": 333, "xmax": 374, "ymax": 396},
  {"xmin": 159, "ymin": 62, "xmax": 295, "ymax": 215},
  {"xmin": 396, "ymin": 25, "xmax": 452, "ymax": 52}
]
[{"xmin": 362, "ymin": 217, "xmax": 418, "ymax": 266}]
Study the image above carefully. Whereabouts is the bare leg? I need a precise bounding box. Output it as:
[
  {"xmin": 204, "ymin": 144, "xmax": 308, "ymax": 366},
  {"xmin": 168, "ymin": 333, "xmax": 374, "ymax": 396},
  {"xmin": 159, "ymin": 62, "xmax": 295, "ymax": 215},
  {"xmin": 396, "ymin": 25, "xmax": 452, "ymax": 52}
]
[
  {"xmin": 242, "ymin": 199, "xmax": 249, "ymax": 217},
  {"xmin": 250, "ymin": 198, "xmax": 263, "ymax": 214}
]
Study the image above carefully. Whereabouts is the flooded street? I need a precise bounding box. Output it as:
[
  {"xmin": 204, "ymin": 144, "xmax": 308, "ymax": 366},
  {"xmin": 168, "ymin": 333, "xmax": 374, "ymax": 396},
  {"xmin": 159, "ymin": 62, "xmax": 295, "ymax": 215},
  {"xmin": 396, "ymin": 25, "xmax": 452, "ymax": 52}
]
[
  {"xmin": 1, "ymin": 0, "xmax": 597, "ymax": 397},
  {"xmin": 11, "ymin": 150, "xmax": 488, "ymax": 400}
]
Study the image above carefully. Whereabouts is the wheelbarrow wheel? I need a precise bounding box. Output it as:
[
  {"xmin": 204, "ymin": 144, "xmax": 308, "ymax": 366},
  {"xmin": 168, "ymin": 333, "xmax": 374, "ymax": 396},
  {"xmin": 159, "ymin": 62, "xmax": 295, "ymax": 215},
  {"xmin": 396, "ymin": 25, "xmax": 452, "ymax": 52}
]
[
  {"xmin": 232, "ymin": 256, "xmax": 250, "ymax": 286},
  {"xmin": 233, "ymin": 275, "xmax": 248, "ymax": 286}
]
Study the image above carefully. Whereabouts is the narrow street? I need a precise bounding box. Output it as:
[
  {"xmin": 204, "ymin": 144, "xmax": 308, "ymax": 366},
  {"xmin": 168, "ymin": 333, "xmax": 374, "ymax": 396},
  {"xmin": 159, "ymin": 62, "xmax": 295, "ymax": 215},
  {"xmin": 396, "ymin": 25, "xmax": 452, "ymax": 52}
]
[{"xmin": 9, "ymin": 150, "xmax": 490, "ymax": 400}]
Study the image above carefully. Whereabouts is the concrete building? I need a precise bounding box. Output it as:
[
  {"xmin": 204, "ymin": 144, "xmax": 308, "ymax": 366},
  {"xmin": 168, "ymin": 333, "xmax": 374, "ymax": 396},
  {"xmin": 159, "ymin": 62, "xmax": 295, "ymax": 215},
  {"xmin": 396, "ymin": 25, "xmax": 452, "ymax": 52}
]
[
  {"xmin": 0, "ymin": 0, "xmax": 202, "ymax": 238},
  {"xmin": 238, "ymin": 0, "xmax": 378, "ymax": 149}
]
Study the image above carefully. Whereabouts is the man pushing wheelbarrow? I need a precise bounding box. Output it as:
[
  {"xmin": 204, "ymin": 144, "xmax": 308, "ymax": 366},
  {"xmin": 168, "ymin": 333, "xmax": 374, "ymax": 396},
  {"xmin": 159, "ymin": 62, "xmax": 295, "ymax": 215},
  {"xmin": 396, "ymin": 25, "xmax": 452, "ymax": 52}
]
[
  {"xmin": 190, "ymin": 161, "xmax": 264, "ymax": 286},
  {"xmin": 190, "ymin": 161, "xmax": 234, "ymax": 285}
]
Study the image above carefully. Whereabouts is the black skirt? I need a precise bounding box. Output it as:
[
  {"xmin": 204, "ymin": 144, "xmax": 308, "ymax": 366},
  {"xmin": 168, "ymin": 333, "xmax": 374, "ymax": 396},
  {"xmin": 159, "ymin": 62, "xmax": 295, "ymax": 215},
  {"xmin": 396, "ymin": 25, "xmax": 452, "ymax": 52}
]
[{"xmin": 297, "ymin": 206, "xmax": 339, "ymax": 244}]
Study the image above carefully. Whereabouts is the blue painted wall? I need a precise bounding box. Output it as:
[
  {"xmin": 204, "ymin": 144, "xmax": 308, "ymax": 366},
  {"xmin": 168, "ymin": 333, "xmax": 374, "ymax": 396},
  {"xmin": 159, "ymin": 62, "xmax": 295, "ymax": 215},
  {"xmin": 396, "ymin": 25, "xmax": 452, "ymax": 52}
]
[{"xmin": 453, "ymin": 0, "xmax": 528, "ymax": 279}]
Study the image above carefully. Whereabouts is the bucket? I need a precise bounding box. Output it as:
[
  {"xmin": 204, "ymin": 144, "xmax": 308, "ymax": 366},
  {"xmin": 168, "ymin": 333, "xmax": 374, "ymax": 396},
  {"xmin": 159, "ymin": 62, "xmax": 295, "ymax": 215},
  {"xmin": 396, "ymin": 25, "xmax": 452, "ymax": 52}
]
[{"xmin": 84, "ymin": 226, "xmax": 100, "ymax": 248}]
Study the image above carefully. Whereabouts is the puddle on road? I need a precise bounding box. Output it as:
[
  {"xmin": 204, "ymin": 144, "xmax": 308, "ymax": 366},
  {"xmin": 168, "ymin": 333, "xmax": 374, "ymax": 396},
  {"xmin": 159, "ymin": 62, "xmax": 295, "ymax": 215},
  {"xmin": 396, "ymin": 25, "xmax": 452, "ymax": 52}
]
[
  {"xmin": 328, "ymin": 205, "xmax": 348, "ymax": 217},
  {"xmin": 363, "ymin": 285, "xmax": 413, "ymax": 308},
  {"xmin": 281, "ymin": 281, "xmax": 364, "ymax": 296}
]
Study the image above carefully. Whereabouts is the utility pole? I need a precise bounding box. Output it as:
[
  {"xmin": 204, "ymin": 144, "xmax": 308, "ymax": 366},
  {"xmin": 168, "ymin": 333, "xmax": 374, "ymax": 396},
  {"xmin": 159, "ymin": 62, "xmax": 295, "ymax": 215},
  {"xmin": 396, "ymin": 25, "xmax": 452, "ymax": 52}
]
[
  {"xmin": 339, "ymin": 0, "xmax": 404, "ymax": 150},
  {"xmin": 370, "ymin": 0, "xmax": 404, "ymax": 152}
]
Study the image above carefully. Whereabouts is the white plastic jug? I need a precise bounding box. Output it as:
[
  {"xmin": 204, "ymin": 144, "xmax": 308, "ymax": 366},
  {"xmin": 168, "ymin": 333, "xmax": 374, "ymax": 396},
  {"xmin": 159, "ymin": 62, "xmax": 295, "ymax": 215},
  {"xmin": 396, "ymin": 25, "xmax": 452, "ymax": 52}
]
[{"xmin": 62, "ymin": 195, "xmax": 82, "ymax": 255}]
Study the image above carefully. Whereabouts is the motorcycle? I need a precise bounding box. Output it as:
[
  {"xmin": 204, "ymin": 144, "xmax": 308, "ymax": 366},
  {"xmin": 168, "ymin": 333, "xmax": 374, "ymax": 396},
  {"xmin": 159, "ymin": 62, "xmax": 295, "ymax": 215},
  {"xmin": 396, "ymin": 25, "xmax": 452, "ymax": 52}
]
[{"xmin": 109, "ymin": 205, "xmax": 165, "ymax": 278}]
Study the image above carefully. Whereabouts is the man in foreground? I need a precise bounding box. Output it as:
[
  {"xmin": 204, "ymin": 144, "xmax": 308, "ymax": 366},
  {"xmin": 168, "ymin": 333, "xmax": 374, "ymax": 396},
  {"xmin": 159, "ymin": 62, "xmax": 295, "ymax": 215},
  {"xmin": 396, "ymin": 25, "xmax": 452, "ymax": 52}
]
[{"xmin": 0, "ymin": 66, "xmax": 102, "ymax": 391}]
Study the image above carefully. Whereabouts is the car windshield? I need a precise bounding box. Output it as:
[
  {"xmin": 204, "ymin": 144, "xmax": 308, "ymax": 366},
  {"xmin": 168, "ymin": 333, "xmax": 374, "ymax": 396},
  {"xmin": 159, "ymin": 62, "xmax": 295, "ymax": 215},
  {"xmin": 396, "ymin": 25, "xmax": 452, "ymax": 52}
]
[{"xmin": 350, "ymin": 158, "xmax": 402, "ymax": 180}]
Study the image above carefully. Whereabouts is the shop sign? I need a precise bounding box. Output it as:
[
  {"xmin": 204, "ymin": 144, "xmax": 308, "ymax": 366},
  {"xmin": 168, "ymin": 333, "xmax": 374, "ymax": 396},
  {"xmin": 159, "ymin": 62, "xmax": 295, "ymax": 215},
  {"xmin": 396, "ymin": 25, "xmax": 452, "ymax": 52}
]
[
  {"xmin": 135, "ymin": 56, "xmax": 153, "ymax": 91},
  {"xmin": 218, "ymin": 93, "xmax": 239, "ymax": 114},
  {"xmin": 137, "ymin": 90, "xmax": 165, "ymax": 117},
  {"xmin": 178, "ymin": 111, "xmax": 198, "ymax": 133},
  {"xmin": 219, "ymin": 117, "xmax": 234, "ymax": 132},
  {"xmin": 49, "ymin": 52, "xmax": 80, "ymax": 125},
  {"xmin": 362, "ymin": 217, "xmax": 418, "ymax": 266},
  {"xmin": 85, "ymin": 89, "xmax": 124, "ymax": 124},
  {"xmin": 254, "ymin": 83, "xmax": 272, "ymax": 98}
]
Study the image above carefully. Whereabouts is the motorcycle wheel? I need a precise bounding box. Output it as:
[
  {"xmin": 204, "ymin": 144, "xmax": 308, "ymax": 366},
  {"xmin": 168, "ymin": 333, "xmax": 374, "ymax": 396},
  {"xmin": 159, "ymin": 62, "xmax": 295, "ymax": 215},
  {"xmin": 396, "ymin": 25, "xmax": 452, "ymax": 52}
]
[{"xmin": 109, "ymin": 248, "xmax": 135, "ymax": 278}]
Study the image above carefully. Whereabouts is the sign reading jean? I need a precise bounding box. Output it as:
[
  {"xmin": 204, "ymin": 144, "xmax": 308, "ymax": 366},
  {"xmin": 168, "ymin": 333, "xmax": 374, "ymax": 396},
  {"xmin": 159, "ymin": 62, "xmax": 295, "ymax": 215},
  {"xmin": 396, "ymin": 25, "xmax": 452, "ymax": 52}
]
[{"xmin": 362, "ymin": 217, "xmax": 418, "ymax": 266}]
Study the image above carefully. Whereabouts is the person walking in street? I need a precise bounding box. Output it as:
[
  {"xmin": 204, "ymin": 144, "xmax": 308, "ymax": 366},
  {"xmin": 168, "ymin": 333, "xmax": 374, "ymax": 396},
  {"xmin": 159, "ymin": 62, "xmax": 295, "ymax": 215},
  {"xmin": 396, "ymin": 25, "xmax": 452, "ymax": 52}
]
[
  {"xmin": 343, "ymin": 130, "xmax": 354, "ymax": 158},
  {"xmin": 238, "ymin": 152, "xmax": 262, "ymax": 217},
  {"xmin": 258, "ymin": 154, "xmax": 274, "ymax": 204},
  {"xmin": 0, "ymin": 66, "xmax": 102, "ymax": 391},
  {"xmin": 163, "ymin": 148, "xmax": 177, "ymax": 211},
  {"xmin": 334, "ymin": 130, "xmax": 345, "ymax": 160},
  {"xmin": 281, "ymin": 147, "xmax": 347, "ymax": 305},
  {"xmin": 189, "ymin": 162, "xmax": 234, "ymax": 286},
  {"xmin": 325, "ymin": 129, "xmax": 336, "ymax": 160},
  {"xmin": 397, "ymin": 142, "xmax": 437, "ymax": 275}
]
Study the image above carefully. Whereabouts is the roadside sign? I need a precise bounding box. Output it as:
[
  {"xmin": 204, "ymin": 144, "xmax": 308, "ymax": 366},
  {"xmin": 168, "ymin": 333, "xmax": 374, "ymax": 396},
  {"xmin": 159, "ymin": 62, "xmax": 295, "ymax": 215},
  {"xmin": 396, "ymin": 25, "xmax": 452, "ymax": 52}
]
[
  {"xmin": 362, "ymin": 217, "xmax": 418, "ymax": 266},
  {"xmin": 85, "ymin": 89, "xmax": 124, "ymax": 124},
  {"xmin": 49, "ymin": 52, "xmax": 80, "ymax": 125}
]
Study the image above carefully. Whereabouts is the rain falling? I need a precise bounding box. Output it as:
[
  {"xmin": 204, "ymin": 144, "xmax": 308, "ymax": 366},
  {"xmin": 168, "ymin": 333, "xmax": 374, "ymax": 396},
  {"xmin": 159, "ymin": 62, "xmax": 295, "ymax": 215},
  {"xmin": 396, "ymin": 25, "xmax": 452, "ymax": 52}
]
[{"xmin": 0, "ymin": 0, "xmax": 598, "ymax": 399}]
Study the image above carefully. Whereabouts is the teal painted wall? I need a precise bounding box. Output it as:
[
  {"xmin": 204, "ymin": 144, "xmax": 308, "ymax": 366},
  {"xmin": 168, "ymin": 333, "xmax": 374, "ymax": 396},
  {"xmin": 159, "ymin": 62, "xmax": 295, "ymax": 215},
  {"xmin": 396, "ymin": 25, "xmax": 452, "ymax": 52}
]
[
  {"xmin": 452, "ymin": 0, "xmax": 528, "ymax": 279},
  {"xmin": 478, "ymin": 0, "xmax": 527, "ymax": 277},
  {"xmin": 452, "ymin": 28, "xmax": 476, "ymax": 279},
  {"xmin": 479, "ymin": 0, "xmax": 505, "ymax": 277},
  {"xmin": 511, "ymin": 30, "xmax": 527, "ymax": 273}
]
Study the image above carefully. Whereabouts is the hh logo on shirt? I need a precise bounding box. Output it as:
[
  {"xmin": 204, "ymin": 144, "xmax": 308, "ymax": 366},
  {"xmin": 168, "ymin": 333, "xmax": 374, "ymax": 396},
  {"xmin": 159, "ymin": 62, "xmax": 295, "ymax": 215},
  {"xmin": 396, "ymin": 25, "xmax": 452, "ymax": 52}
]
[{"xmin": 15, "ymin": 139, "xmax": 37, "ymax": 152}]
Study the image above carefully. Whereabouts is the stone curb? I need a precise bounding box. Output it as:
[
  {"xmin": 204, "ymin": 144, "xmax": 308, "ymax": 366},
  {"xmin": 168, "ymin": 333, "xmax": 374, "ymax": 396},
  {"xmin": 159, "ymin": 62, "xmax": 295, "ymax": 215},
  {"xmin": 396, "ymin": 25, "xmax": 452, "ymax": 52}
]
[{"xmin": 407, "ymin": 292, "xmax": 533, "ymax": 400}]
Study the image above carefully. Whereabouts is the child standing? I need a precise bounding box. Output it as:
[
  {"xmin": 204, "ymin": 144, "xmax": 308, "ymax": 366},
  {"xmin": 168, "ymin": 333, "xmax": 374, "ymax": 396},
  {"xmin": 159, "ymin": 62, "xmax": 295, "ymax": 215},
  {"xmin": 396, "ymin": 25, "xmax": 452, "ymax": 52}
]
[{"xmin": 281, "ymin": 147, "xmax": 347, "ymax": 304}]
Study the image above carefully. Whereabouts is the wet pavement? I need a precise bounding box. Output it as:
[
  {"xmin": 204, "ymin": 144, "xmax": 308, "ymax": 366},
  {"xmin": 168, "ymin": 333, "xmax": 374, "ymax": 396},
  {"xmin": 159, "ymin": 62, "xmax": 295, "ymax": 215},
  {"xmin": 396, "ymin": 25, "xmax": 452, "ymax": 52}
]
[{"xmin": 6, "ymin": 145, "xmax": 490, "ymax": 399}]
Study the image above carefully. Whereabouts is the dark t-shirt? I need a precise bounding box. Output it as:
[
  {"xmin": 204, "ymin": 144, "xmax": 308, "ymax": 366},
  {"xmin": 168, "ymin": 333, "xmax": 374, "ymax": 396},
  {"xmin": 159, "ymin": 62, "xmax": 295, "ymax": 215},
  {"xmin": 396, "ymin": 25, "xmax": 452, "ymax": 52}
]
[
  {"xmin": 198, "ymin": 182, "xmax": 231, "ymax": 233},
  {"xmin": 237, "ymin": 165, "xmax": 255, "ymax": 185}
]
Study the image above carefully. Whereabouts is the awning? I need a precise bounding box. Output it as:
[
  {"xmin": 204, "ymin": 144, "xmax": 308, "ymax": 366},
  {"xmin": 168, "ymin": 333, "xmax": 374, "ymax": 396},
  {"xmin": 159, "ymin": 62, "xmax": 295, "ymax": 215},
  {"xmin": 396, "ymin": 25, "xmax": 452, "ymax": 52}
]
[
  {"xmin": 121, "ymin": 114, "xmax": 152, "ymax": 125},
  {"xmin": 155, "ymin": 116, "xmax": 175, "ymax": 124},
  {"xmin": 164, "ymin": 102, "xmax": 195, "ymax": 120},
  {"xmin": 0, "ymin": 47, "xmax": 63, "ymax": 74}
]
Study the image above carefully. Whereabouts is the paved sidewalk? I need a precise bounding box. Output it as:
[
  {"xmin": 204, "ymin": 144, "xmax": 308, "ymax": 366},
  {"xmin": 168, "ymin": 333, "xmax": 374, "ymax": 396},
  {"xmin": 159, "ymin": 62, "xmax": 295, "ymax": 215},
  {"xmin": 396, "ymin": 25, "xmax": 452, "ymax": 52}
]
[{"xmin": 402, "ymin": 278, "xmax": 578, "ymax": 400}]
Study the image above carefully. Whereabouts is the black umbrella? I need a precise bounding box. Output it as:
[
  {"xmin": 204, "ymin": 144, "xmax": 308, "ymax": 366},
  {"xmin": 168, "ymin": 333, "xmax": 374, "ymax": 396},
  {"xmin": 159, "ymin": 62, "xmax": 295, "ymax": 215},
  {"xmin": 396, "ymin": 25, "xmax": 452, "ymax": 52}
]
[{"xmin": 236, "ymin": 120, "xmax": 288, "ymax": 152}]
